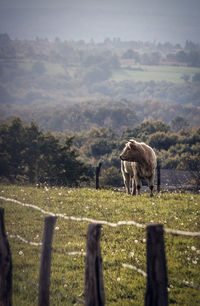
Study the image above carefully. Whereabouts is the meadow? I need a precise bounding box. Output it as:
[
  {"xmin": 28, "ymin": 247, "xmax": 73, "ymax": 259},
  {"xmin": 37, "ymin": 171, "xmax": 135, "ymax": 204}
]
[
  {"xmin": 110, "ymin": 65, "xmax": 200, "ymax": 84},
  {"xmin": 3, "ymin": 58, "xmax": 200, "ymax": 84},
  {"xmin": 0, "ymin": 185, "xmax": 199, "ymax": 305}
]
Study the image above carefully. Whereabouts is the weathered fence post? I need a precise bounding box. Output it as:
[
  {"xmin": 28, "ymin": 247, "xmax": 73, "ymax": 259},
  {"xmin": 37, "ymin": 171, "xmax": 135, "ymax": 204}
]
[
  {"xmin": 96, "ymin": 162, "xmax": 102, "ymax": 190},
  {"xmin": 96, "ymin": 162, "xmax": 102, "ymax": 189},
  {"xmin": 0, "ymin": 208, "xmax": 12, "ymax": 306},
  {"xmin": 157, "ymin": 159, "xmax": 161, "ymax": 193},
  {"xmin": 85, "ymin": 224, "xmax": 105, "ymax": 306},
  {"xmin": 145, "ymin": 224, "xmax": 168, "ymax": 306},
  {"xmin": 38, "ymin": 216, "xmax": 57, "ymax": 306}
]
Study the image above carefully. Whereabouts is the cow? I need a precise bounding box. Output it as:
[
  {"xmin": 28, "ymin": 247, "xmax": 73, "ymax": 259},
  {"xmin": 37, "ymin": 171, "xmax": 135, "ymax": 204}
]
[{"xmin": 120, "ymin": 139, "xmax": 157, "ymax": 196}]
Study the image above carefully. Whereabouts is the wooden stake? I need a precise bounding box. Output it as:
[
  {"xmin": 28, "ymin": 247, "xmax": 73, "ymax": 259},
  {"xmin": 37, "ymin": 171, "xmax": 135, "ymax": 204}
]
[
  {"xmin": 96, "ymin": 162, "xmax": 102, "ymax": 190},
  {"xmin": 38, "ymin": 216, "xmax": 57, "ymax": 306},
  {"xmin": 85, "ymin": 224, "xmax": 105, "ymax": 306},
  {"xmin": 0, "ymin": 208, "xmax": 12, "ymax": 306},
  {"xmin": 157, "ymin": 160, "xmax": 161, "ymax": 193},
  {"xmin": 145, "ymin": 224, "xmax": 168, "ymax": 306}
]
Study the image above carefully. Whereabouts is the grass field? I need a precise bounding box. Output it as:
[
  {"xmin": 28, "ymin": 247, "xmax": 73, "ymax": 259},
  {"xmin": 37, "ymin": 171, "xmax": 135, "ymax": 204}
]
[
  {"xmin": 0, "ymin": 185, "xmax": 199, "ymax": 305},
  {"xmin": 2, "ymin": 58, "xmax": 200, "ymax": 84},
  {"xmin": 110, "ymin": 65, "xmax": 200, "ymax": 83}
]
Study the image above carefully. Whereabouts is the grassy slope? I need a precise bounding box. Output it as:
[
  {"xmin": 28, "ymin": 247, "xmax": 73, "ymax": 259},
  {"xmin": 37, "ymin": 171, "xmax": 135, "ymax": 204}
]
[
  {"xmin": 3, "ymin": 58, "xmax": 200, "ymax": 84},
  {"xmin": 0, "ymin": 185, "xmax": 199, "ymax": 305},
  {"xmin": 110, "ymin": 65, "xmax": 200, "ymax": 83}
]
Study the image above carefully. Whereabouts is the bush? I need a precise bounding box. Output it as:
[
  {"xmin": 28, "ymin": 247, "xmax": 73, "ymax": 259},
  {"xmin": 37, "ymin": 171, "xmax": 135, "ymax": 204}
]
[
  {"xmin": 100, "ymin": 166, "xmax": 122, "ymax": 187},
  {"xmin": 148, "ymin": 132, "xmax": 178, "ymax": 150}
]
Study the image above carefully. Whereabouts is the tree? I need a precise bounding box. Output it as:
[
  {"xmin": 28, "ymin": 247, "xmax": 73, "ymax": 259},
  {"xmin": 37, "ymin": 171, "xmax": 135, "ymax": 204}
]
[
  {"xmin": 100, "ymin": 166, "xmax": 122, "ymax": 187},
  {"xmin": 122, "ymin": 49, "xmax": 140, "ymax": 63},
  {"xmin": 83, "ymin": 66, "xmax": 111, "ymax": 84},
  {"xmin": 123, "ymin": 120, "xmax": 170, "ymax": 142},
  {"xmin": 171, "ymin": 116, "xmax": 189, "ymax": 132},
  {"xmin": 0, "ymin": 118, "xmax": 91, "ymax": 185},
  {"xmin": 148, "ymin": 132, "xmax": 178, "ymax": 150}
]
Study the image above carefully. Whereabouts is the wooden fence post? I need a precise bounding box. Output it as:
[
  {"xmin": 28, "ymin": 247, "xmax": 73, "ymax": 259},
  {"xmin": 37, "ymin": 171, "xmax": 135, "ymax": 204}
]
[
  {"xmin": 38, "ymin": 216, "xmax": 57, "ymax": 306},
  {"xmin": 0, "ymin": 208, "xmax": 12, "ymax": 306},
  {"xmin": 145, "ymin": 224, "xmax": 168, "ymax": 306},
  {"xmin": 96, "ymin": 162, "xmax": 102, "ymax": 190},
  {"xmin": 157, "ymin": 159, "xmax": 161, "ymax": 193},
  {"xmin": 85, "ymin": 224, "xmax": 105, "ymax": 306}
]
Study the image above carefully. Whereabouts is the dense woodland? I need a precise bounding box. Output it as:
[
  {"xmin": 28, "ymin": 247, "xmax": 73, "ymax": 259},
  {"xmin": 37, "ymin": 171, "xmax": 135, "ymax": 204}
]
[{"xmin": 0, "ymin": 118, "xmax": 199, "ymax": 188}]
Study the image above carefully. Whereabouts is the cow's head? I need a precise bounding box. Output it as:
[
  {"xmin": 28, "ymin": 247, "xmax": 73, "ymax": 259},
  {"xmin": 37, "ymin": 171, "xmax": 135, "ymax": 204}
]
[{"xmin": 120, "ymin": 140, "xmax": 138, "ymax": 162}]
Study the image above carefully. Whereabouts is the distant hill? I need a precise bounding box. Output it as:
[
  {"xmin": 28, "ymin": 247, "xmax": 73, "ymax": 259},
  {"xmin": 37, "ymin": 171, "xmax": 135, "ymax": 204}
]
[{"xmin": 0, "ymin": 35, "xmax": 200, "ymax": 131}]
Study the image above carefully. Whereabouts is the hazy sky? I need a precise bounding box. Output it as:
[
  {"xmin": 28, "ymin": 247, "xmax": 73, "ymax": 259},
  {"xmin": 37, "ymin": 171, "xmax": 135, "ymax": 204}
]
[{"xmin": 0, "ymin": 0, "xmax": 200, "ymax": 43}]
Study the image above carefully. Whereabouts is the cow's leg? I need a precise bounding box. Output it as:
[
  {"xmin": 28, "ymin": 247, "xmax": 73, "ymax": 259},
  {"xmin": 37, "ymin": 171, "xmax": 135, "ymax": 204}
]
[
  {"xmin": 148, "ymin": 175, "xmax": 155, "ymax": 197},
  {"xmin": 135, "ymin": 175, "xmax": 142, "ymax": 196},
  {"xmin": 131, "ymin": 177, "xmax": 136, "ymax": 195},
  {"xmin": 123, "ymin": 172, "xmax": 131, "ymax": 194}
]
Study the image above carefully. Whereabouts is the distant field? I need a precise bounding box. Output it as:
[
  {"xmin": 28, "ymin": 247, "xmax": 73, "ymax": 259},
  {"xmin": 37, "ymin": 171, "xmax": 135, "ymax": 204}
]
[
  {"xmin": 0, "ymin": 185, "xmax": 199, "ymax": 305},
  {"xmin": 2, "ymin": 59, "xmax": 200, "ymax": 84},
  {"xmin": 110, "ymin": 65, "xmax": 200, "ymax": 83}
]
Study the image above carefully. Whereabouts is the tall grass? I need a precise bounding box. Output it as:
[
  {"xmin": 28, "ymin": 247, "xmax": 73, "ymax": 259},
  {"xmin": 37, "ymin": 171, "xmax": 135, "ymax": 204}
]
[{"xmin": 0, "ymin": 185, "xmax": 199, "ymax": 305}]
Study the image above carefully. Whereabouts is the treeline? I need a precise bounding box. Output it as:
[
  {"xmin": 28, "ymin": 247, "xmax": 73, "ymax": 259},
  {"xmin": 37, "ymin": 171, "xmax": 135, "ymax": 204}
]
[
  {"xmin": 1, "ymin": 100, "xmax": 200, "ymax": 133},
  {"xmin": 1, "ymin": 118, "xmax": 199, "ymax": 188},
  {"xmin": 1, "ymin": 34, "xmax": 200, "ymax": 66},
  {"xmin": 0, "ymin": 118, "xmax": 92, "ymax": 186}
]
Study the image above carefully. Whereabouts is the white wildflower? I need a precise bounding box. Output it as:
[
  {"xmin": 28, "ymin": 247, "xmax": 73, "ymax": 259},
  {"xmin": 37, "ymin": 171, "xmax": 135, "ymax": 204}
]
[
  {"xmin": 191, "ymin": 246, "xmax": 196, "ymax": 251},
  {"xmin": 55, "ymin": 226, "xmax": 59, "ymax": 231},
  {"xmin": 19, "ymin": 251, "xmax": 24, "ymax": 256},
  {"xmin": 117, "ymin": 277, "xmax": 120, "ymax": 282}
]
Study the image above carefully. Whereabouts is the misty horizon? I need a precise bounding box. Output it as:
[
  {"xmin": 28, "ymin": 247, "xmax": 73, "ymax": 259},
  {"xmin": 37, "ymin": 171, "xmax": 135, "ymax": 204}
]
[{"xmin": 0, "ymin": 0, "xmax": 200, "ymax": 44}]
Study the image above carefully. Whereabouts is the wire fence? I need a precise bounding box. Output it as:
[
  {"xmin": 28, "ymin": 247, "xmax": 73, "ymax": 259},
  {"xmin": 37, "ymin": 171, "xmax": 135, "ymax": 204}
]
[{"xmin": 1, "ymin": 196, "xmax": 199, "ymax": 237}]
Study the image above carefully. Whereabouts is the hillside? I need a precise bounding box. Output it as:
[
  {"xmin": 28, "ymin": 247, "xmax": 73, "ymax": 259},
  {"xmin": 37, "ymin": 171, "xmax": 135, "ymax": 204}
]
[{"xmin": 0, "ymin": 34, "xmax": 200, "ymax": 132}]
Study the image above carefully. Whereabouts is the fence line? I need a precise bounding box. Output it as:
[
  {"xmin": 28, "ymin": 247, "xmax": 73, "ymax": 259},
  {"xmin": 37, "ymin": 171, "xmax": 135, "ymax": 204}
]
[
  {"xmin": 1, "ymin": 196, "xmax": 200, "ymax": 237},
  {"xmin": 8, "ymin": 232, "xmax": 199, "ymax": 290},
  {"xmin": 9, "ymin": 234, "xmax": 42, "ymax": 246}
]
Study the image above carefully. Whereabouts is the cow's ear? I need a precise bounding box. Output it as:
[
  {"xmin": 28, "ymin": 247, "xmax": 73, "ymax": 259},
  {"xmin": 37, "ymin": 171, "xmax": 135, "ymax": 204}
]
[{"xmin": 129, "ymin": 140, "xmax": 136, "ymax": 149}]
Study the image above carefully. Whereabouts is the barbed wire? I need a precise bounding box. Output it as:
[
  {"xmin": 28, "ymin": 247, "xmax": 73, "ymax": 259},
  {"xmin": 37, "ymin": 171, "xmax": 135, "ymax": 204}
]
[
  {"xmin": 9, "ymin": 234, "xmax": 42, "ymax": 246},
  {"xmin": 1, "ymin": 196, "xmax": 200, "ymax": 237},
  {"xmin": 9, "ymin": 233, "xmax": 199, "ymax": 290}
]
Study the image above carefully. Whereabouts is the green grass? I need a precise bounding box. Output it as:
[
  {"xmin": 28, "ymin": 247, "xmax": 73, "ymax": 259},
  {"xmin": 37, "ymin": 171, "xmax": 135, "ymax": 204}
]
[
  {"xmin": 110, "ymin": 65, "xmax": 200, "ymax": 83},
  {"xmin": 0, "ymin": 185, "xmax": 199, "ymax": 305},
  {"xmin": 2, "ymin": 58, "xmax": 200, "ymax": 84}
]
